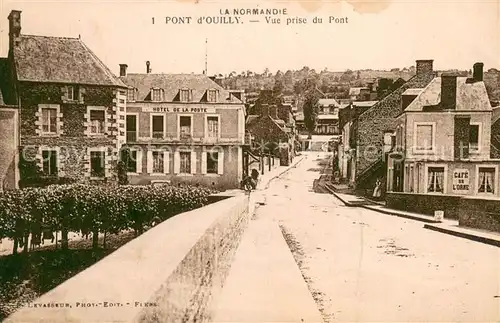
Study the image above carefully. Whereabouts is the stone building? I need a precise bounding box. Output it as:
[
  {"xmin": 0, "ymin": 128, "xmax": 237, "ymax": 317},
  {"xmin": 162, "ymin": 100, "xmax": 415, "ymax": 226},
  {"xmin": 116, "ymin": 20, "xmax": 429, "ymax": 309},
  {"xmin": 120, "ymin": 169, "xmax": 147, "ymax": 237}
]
[
  {"xmin": 119, "ymin": 64, "xmax": 246, "ymax": 189},
  {"xmin": 353, "ymin": 60, "xmax": 436, "ymax": 193},
  {"xmin": 246, "ymin": 105, "xmax": 295, "ymax": 166},
  {"xmin": 5, "ymin": 10, "xmax": 128, "ymax": 186},
  {"xmin": 0, "ymin": 57, "xmax": 19, "ymax": 190},
  {"xmin": 387, "ymin": 63, "xmax": 499, "ymax": 197}
]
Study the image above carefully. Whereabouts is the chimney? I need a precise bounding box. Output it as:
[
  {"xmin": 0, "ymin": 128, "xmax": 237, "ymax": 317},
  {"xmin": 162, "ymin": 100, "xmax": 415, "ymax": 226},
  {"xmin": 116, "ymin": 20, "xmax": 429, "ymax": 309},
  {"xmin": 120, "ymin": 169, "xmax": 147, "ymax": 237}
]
[
  {"xmin": 441, "ymin": 73, "xmax": 458, "ymax": 110},
  {"xmin": 146, "ymin": 61, "xmax": 151, "ymax": 74},
  {"xmin": 119, "ymin": 64, "xmax": 128, "ymax": 77},
  {"xmin": 416, "ymin": 59, "xmax": 434, "ymax": 76},
  {"xmin": 473, "ymin": 62, "xmax": 484, "ymax": 82},
  {"xmin": 8, "ymin": 10, "xmax": 22, "ymax": 49},
  {"xmin": 261, "ymin": 104, "xmax": 270, "ymax": 116}
]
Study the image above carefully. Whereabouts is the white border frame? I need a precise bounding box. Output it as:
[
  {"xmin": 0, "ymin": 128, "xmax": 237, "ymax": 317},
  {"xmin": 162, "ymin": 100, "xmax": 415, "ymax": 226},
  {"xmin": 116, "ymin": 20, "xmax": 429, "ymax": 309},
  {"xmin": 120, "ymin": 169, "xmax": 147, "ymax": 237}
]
[
  {"xmin": 150, "ymin": 113, "xmax": 166, "ymax": 139},
  {"xmin": 177, "ymin": 114, "xmax": 194, "ymax": 140},
  {"xmin": 475, "ymin": 164, "xmax": 499, "ymax": 196},
  {"xmin": 413, "ymin": 122, "xmax": 436, "ymax": 155},
  {"xmin": 424, "ymin": 163, "xmax": 448, "ymax": 194}
]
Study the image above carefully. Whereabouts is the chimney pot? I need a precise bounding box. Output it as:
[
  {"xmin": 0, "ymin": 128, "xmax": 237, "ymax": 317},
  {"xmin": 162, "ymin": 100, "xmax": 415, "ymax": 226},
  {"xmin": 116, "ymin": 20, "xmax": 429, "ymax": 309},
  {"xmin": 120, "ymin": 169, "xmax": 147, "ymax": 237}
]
[
  {"xmin": 416, "ymin": 59, "xmax": 434, "ymax": 76},
  {"xmin": 441, "ymin": 72, "xmax": 458, "ymax": 110},
  {"xmin": 473, "ymin": 62, "xmax": 484, "ymax": 82},
  {"xmin": 146, "ymin": 61, "xmax": 151, "ymax": 74},
  {"xmin": 119, "ymin": 64, "xmax": 128, "ymax": 77}
]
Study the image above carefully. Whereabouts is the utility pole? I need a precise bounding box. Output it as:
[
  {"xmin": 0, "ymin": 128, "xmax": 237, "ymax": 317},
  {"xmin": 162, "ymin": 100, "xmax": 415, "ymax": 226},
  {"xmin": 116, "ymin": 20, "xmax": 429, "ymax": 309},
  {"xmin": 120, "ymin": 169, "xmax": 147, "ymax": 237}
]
[{"xmin": 204, "ymin": 38, "xmax": 208, "ymax": 75}]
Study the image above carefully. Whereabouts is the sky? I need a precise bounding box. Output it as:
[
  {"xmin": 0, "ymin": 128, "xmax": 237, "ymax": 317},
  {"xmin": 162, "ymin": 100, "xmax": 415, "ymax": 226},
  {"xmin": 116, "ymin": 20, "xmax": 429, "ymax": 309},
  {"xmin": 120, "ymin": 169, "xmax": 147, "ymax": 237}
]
[{"xmin": 0, "ymin": 0, "xmax": 499, "ymax": 76}]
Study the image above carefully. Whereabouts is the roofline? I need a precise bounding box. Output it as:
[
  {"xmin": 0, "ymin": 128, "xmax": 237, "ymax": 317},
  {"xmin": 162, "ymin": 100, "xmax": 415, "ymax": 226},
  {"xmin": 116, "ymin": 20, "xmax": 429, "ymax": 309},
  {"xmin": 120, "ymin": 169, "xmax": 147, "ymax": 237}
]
[
  {"xmin": 357, "ymin": 74, "xmax": 419, "ymax": 120},
  {"xmin": 79, "ymin": 39, "xmax": 127, "ymax": 88},
  {"xmin": 17, "ymin": 79, "xmax": 128, "ymax": 88},
  {"xmin": 20, "ymin": 33, "xmax": 80, "ymax": 41}
]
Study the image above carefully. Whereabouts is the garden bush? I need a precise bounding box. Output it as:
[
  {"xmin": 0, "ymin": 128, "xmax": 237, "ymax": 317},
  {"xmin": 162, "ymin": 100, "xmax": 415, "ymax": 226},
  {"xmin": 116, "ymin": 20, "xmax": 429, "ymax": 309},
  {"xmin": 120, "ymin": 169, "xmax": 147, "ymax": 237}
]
[{"xmin": 0, "ymin": 184, "xmax": 216, "ymax": 253}]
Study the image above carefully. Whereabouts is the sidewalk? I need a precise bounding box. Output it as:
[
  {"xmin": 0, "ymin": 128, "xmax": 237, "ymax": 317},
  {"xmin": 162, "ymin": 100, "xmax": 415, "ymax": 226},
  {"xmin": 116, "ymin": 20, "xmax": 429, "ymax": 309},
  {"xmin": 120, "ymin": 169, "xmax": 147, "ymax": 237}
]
[
  {"xmin": 328, "ymin": 189, "xmax": 500, "ymax": 248},
  {"xmin": 211, "ymin": 210, "xmax": 322, "ymax": 323}
]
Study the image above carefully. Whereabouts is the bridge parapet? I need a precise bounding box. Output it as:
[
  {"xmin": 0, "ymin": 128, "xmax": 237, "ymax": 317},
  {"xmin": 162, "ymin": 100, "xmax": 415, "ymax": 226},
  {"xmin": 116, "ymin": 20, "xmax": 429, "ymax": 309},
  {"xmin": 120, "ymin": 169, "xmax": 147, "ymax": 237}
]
[{"xmin": 5, "ymin": 193, "xmax": 252, "ymax": 323}]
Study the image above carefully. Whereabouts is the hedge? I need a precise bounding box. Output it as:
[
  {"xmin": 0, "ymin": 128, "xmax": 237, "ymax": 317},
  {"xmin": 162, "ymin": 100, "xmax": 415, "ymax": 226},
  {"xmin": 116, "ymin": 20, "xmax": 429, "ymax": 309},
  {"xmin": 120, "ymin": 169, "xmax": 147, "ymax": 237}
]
[{"xmin": 0, "ymin": 184, "xmax": 216, "ymax": 253}]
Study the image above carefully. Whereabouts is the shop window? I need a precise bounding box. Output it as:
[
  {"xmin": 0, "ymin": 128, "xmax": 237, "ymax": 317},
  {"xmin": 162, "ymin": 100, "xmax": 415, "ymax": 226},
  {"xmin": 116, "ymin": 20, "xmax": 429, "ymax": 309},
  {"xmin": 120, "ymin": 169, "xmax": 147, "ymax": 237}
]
[{"xmin": 427, "ymin": 166, "xmax": 445, "ymax": 193}]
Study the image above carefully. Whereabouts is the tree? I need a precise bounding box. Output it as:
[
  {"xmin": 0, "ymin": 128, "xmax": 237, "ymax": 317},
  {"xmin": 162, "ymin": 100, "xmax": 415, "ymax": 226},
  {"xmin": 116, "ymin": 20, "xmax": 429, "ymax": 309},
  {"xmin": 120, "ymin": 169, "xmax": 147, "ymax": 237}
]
[
  {"xmin": 303, "ymin": 87, "xmax": 320, "ymax": 139},
  {"xmin": 272, "ymin": 79, "xmax": 285, "ymax": 96}
]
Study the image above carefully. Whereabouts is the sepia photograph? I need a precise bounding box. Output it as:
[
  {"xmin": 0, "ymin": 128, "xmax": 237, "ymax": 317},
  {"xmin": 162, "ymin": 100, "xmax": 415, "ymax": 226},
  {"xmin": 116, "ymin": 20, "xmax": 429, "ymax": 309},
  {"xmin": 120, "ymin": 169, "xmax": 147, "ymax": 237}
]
[{"xmin": 0, "ymin": 0, "xmax": 499, "ymax": 322}]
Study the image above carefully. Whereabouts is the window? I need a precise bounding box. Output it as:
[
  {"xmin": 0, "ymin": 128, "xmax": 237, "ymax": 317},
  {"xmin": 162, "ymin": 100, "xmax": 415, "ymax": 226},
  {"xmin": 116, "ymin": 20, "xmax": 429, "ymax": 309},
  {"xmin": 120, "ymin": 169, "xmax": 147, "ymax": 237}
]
[
  {"xmin": 41, "ymin": 107, "xmax": 58, "ymax": 134},
  {"xmin": 207, "ymin": 116, "xmax": 219, "ymax": 138},
  {"xmin": 207, "ymin": 152, "xmax": 218, "ymax": 174},
  {"xmin": 42, "ymin": 150, "xmax": 58, "ymax": 176},
  {"xmin": 478, "ymin": 167, "xmax": 495, "ymax": 194},
  {"xmin": 207, "ymin": 90, "xmax": 217, "ymax": 102},
  {"xmin": 415, "ymin": 123, "xmax": 434, "ymax": 151},
  {"xmin": 152, "ymin": 89, "xmax": 162, "ymax": 102},
  {"xmin": 127, "ymin": 88, "xmax": 135, "ymax": 102},
  {"xmin": 179, "ymin": 116, "xmax": 192, "ymax": 138},
  {"xmin": 427, "ymin": 167, "xmax": 445, "ymax": 193},
  {"xmin": 180, "ymin": 151, "xmax": 191, "ymax": 173},
  {"xmin": 90, "ymin": 110, "xmax": 106, "ymax": 134},
  {"xmin": 152, "ymin": 115, "xmax": 165, "ymax": 139},
  {"xmin": 180, "ymin": 89, "xmax": 190, "ymax": 102},
  {"xmin": 152, "ymin": 151, "xmax": 164, "ymax": 173},
  {"xmin": 67, "ymin": 86, "xmax": 74, "ymax": 101},
  {"xmin": 121, "ymin": 149, "xmax": 138, "ymax": 173},
  {"xmin": 126, "ymin": 114, "xmax": 138, "ymax": 142},
  {"xmin": 90, "ymin": 151, "xmax": 105, "ymax": 178},
  {"xmin": 470, "ymin": 124, "xmax": 480, "ymax": 152}
]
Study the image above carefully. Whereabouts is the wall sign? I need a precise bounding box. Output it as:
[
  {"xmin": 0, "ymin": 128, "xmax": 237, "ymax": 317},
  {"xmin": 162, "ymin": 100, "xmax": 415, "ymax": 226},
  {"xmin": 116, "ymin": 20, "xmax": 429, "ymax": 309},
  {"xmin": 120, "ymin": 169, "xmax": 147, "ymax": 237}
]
[
  {"xmin": 452, "ymin": 169, "xmax": 470, "ymax": 193},
  {"xmin": 142, "ymin": 106, "xmax": 216, "ymax": 113}
]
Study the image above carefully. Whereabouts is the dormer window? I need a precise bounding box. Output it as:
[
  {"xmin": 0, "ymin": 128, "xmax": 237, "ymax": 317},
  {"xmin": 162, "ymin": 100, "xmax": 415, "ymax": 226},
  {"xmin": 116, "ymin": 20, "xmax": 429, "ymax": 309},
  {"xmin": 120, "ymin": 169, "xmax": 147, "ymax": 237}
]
[
  {"xmin": 180, "ymin": 89, "xmax": 191, "ymax": 102},
  {"xmin": 152, "ymin": 88, "xmax": 162, "ymax": 102},
  {"xmin": 127, "ymin": 88, "xmax": 136, "ymax": 102},
  {"xmin": 207, "ymin": 89, "xmax": 218, "ymax": 103}
]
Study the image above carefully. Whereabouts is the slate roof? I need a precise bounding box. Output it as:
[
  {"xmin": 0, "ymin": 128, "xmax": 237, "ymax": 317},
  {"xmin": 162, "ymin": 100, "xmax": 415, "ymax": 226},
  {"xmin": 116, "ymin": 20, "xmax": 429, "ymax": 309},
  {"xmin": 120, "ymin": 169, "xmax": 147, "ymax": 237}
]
[
  {"xmin": 402, "ymin": 88, "xmax": 424, "ymax": 96},
  {"xmin": 13, "ymin": 35, "xmax": 126, "ymax": 87},
  {"xmin": 121, "ymin": 73, "xmax": 242, "ymax": 104},
  {"xmin": 405, "ymin": 77, "xmax": 492, "ymax": 112},
  {"xmin": 352, "ymin": 101, "xmax": 378, "ymax": 108}
]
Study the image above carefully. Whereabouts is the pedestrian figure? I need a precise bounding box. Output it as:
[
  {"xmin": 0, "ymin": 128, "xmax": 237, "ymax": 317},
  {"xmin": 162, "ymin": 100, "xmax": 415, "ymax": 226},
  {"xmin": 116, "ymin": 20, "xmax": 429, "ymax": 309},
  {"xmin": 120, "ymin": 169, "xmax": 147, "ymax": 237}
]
[{"xmin": 373, "ymin": 178, "xmax": 382, "ymax": 199}]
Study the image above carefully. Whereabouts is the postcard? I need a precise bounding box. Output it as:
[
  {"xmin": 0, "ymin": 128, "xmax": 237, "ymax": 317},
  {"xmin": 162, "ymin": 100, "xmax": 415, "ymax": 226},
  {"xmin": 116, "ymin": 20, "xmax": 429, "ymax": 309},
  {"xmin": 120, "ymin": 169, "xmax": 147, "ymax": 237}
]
[{"xmin": 0, "ymin": 0, "xmax": 499, "ymax": 322}]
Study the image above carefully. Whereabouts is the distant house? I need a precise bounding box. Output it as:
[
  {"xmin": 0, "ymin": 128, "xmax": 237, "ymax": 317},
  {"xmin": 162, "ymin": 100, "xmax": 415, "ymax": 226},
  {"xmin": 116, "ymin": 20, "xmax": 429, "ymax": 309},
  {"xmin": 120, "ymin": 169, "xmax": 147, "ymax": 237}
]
[
  {"xmin": 120, "ymin": 65, "xmax": 246, "ymax": 190},
  {"xmin": 246, "ymin": 105, "xmax": 295, "ymax": 166},
  {"xmin": 5, "ymin": 10, "xmax": 128, "ymax": 187},
  {"xmin": 337, "ymin": 101, "xmax": 378, "ymax": 185}
]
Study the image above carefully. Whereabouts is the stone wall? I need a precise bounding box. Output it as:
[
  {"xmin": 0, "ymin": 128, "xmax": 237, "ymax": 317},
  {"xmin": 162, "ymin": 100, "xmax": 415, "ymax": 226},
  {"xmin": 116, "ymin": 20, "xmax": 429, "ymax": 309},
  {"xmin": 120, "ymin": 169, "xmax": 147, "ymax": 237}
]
[
  {"xmin": 386, "ymin": 192, "xmax": 461, "ymax": 219},
  {"xmin": 458, "ymin": 197, "xmax": 500, "ymax": 232},
  {"xmin": 4, "ymin": 193, "xmax": 252, "ymax": 323}
]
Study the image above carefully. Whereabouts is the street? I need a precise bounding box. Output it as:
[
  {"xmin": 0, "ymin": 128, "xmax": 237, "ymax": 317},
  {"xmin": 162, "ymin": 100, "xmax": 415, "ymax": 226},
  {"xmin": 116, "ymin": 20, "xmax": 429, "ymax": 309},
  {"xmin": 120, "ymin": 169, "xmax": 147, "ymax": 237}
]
[{"xmin": 245, "ymin": 152, "xmax": 500, "ymax": 322}]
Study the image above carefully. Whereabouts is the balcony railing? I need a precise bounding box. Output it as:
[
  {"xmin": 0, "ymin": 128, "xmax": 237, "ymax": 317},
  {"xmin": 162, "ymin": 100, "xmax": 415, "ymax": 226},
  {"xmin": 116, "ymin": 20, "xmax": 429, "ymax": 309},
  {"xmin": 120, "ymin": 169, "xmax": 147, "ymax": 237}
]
[{"xmin": 125, "ymin": 131, "xmax": 247, "ymax": 145}]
